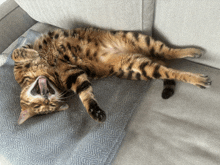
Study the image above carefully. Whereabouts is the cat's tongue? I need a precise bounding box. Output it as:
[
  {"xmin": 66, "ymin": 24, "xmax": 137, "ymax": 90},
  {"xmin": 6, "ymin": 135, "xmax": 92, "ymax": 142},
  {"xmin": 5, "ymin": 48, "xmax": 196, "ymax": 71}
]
[{"xmin": 38, "ymin": 77, "xmax": 47, "ymax": 95}]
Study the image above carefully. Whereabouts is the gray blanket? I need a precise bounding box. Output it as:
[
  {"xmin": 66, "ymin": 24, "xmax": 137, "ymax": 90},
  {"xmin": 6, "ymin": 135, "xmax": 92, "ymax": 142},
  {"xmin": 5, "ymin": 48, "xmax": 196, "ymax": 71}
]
[{"xmin": 0, "ymin": 30, "xmax": 150, "ymax": 165}]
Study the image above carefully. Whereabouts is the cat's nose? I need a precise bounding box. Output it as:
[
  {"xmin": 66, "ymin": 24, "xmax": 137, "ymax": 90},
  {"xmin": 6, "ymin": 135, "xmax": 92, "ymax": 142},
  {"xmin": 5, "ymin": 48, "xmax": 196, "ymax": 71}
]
[{"xmin": 44, "ymin": 98, "xmax": 49, "ymax": 105}]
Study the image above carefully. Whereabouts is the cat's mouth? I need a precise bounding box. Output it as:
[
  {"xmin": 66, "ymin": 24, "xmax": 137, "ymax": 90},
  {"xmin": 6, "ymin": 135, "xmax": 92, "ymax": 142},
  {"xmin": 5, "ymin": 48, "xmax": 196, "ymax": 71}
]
[{"xmin": 30, "ymin": 76, "xmax": 55, "ymax": 97}]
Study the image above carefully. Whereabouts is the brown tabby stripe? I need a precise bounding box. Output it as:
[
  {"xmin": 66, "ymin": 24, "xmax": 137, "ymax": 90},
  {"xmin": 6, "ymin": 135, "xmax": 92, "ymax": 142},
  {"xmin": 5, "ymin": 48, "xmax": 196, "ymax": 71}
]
[
  {"xmin": 109, "ymin": 67, "xmax": 114, "ymax": 75},
  {"xmin": 127, "ymin": 62, "xmax": 134, "ymax": 70},
  {"xmin": 145, "ymin": 36, "xmax": 150, "ymax": 46},
  {"xmin": 150, "ymin": 48, "xmax": 155, "ymax": 56},
  {"xmin": 64, "ymin": 55, "xmax": 70, "ymax": 62},
  {"xmin": 159, "ymin": 44, "xmax": 164, "ymax": 51},
  {"xmin": 127, "ymin": 71, "xmax": 134, "ymax": 80},
  {"xmin": 15, "ymin": 66, "xmax": 22, "ymax": 69},
  {"xmin": 66, "ymin": 71, "xmax": 85, "ymax": 89},
  {"xmin": 117, "ymin": 69, "xmax": 124, "ymax": 78},
  {"xmin": 55, "ymin": 34, "xmax": 59, "ymax": 39},
  {"xmin": 153, "ymin": 65, "xmax": 161, "ymax": 78},
  {"xmin": 139, "ymin": 62, "xmax": 149, "ymax": 78},
  {"xmin": 25, "ymin": 63, "xmax": 30, "ymax": 68},
  {"xmin": 86, "ymin": 49, "xmax": 90, "ymax": 57},
  {"xmin": 76, "ymin": 81, "xmax": 91, "ymax": 94},
  {"xmin": 64, "ymin": 31, "xmax": 69, "ymax": 37},
  {"xmin": 64, "ymin": 66, "xmax": 78, "ymax": 72},
  {"xmin": 135, "ymin": 73, "xmax": 141, "ymax": 80},
  {"xmin": 48, "ymin": 31, "xmax": 54, "ymax": 38},
  {"xmin": 43, "ymin": 39, "xmax": 47, "ymax": 45},
  {"xmin": 67, "ymin": 42, "xmax": 71, "ymax": 50},
  {"xmin": 60, "ymin": 45, "xmax": 66, "ymax": 52},
  {"xmin": 133, "ymin": 32, "xmax": 139, "ymax": 41}
]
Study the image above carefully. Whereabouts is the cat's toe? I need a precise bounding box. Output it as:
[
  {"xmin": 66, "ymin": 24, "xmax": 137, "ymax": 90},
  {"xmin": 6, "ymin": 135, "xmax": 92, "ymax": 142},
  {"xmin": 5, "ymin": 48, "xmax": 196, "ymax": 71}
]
[
  {"xmin": 89, "ymin": 108, "xmax": 106, "ymax": 122},
  {"xmin": 192, "ymin": 49, "xmax": 205, "ymax": 58},
  {"xmin": 197, "ymin": 76, "xmax": 212, "ymax": 89},
  {"xmin": 88, "ymin": 100, "xmax": 106, "ymax": 122},
  {"xmin": 95, "ymin": 109, "xmax": 106, "ymax": 122}
]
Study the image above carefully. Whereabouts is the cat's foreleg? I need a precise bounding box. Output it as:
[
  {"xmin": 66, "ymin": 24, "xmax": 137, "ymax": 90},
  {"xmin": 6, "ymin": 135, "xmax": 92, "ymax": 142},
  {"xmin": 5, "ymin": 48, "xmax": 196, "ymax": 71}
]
[{"xmin": 62, "ymin": 68, "xmax": 106, "ymax": 122}]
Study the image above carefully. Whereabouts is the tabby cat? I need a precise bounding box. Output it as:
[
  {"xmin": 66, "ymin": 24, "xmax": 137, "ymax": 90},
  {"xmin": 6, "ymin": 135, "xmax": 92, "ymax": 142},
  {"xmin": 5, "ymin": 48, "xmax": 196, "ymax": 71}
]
[{"xmin": 12, "ymin": 28, "xmax": 211, "ymax": 125}]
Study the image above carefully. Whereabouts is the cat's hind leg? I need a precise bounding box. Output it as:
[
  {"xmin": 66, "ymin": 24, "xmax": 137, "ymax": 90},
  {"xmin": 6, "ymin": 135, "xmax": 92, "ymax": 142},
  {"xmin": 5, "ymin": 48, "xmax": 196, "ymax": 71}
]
[
  {"xmin": 113, "ymin": 54, "xmax": 211, "ymax": 88},
  {"xmin": 146, "ymin": 39, "xmax": 205, "ymax": 60},
  {"xmin": 111, "ymin": 31, "xmax": 205, "ymax": 60}
]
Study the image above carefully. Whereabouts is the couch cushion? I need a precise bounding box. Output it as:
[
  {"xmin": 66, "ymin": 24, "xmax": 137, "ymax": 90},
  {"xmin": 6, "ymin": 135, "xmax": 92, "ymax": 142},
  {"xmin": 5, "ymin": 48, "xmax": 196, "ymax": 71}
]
[
  {"xmin": 154, "ymin": 0, "xmax": 220, "ymax": 69},
  {"xmin": 113, "ymin": 59, "xmax": 220, "ymax": 165},
  {"xmin": 14, "ymin": 0, "xmax": 154, "ymax": 34},
  {"xmin": 0, "ymin": 0, "xmax": 36, "ymax": 54}
]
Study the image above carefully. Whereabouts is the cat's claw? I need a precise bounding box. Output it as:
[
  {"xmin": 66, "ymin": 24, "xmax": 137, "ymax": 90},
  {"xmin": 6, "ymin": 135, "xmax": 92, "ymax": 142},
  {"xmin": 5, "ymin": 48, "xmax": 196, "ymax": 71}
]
[{"xmin": 197, "ymin": 76, "xmax": 212, "ymax": 89}]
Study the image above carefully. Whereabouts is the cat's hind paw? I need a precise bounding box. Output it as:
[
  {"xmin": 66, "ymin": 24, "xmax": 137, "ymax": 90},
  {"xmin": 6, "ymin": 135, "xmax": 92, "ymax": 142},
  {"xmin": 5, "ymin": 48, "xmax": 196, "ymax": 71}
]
[
  {"xmin": 162, "ymin": 88, "xmax": 174, "ymax": 99},
  {"xmin": 196, "ymin": 75, "xmax": 212, "ymax": 89},
  {"xmin": 191, "ymin": 48, "xmax": 205, "ymax": 58}
]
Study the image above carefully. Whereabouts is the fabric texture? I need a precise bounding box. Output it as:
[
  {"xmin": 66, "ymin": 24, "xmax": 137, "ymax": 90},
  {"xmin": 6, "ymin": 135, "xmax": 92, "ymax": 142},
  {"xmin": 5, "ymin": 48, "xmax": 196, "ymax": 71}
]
[
  {"xmin": 14, "ymin": 0, "xmax": 154, "ymax": 35},
  {"xmin": 153, "ymin": 0, "xmax": 220, "ymax": 69},
  {"xmin": 0, "ymin": 30, "xmax": 150, "ymax": 165}
]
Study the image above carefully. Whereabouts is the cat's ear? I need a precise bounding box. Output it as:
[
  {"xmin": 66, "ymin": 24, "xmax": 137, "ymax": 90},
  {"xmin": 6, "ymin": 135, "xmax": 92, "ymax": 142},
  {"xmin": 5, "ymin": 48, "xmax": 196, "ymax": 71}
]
[
  {"xmin": 12, "ymin": 48, "xmax": 39, "ymax": 62},
  {"xmin": 58, "ymin": 104, "xmax": 69, "ymax": 111},
  {"xmin": 17, "ymin": 109, "xmax": 35, "ymax": 125}
]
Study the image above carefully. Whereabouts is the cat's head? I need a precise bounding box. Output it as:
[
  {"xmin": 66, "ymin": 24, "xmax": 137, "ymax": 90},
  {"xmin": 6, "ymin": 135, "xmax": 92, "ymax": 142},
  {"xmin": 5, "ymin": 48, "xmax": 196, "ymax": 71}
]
[{"xmin": 12, "ymin": 48, "xmax": 69, "ymax": 124}]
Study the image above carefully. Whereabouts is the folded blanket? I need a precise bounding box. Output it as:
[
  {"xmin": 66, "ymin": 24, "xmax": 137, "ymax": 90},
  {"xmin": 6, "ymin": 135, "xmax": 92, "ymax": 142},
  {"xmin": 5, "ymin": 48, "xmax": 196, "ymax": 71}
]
[{"xmin": 0, "ymin": 30, "xmax": 150, "ymax": 165}]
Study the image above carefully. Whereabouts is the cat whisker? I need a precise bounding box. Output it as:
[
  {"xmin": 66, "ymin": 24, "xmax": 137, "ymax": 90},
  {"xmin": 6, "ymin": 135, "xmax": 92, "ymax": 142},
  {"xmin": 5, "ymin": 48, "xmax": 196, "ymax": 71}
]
[
  {"xmin": 60, "ymin": 94, "xmax": 75, "ymax": 100},
  {"xmin": 58, "ymin": 90, "xmax": 72, "ymax": 98}
]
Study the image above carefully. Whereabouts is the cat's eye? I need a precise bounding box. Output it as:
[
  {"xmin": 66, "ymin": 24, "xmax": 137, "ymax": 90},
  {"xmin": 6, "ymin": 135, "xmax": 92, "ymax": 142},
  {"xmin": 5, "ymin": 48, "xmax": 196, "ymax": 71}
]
[{"xmin": 34, "ymin": 105, "xmax": 41, "ymax": 108}]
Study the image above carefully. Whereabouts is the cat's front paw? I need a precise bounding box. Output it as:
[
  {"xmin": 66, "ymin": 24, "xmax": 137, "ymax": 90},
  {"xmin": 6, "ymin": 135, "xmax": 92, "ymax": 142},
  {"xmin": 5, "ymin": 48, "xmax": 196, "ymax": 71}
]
[{"xmin": 88, "ymin": 100, "xmax": 106, "ymax": 122}]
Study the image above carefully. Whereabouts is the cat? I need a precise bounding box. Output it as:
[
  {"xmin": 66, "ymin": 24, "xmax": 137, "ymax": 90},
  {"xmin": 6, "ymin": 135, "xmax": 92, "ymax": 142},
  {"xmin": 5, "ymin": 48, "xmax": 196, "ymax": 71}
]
[{"xmin": 12, "ymin": 27, "xmax": 211, "ymax": 125}]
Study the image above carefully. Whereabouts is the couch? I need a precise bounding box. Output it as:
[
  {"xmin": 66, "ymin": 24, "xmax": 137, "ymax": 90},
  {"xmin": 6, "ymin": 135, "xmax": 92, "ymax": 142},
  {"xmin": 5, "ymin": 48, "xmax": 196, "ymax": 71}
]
[{"xmin": 0, "ymin": 0, "xmax": 220, "ymax": 164}]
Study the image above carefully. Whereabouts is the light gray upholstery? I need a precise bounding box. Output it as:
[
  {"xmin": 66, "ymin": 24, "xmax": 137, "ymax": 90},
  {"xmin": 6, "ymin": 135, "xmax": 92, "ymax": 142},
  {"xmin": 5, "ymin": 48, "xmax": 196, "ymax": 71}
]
[
  {"xmin": 154, "ymin": 0, "xmax": 220, "ymax": 69},
  {"xmin": 0, "ymin": 0, "xmax": 36, "ymax": 54},
  {"xmin": 15, "ymin": 0, "xmax": 154, "ymax": 35}
]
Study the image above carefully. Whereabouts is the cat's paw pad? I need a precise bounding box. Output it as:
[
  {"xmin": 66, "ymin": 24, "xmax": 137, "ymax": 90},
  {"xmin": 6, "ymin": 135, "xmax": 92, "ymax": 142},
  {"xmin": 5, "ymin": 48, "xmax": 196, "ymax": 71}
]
[
  {"xmin": 88, "ymin": 100, "xmax": 106, "ymax": 122},
  {"xmin": 196, "ymin": 75, "xmax": 212, "ymax": 89},
  {"xmin": 162, "ymin": 88, "xmax": 174, "ymax": 99}
]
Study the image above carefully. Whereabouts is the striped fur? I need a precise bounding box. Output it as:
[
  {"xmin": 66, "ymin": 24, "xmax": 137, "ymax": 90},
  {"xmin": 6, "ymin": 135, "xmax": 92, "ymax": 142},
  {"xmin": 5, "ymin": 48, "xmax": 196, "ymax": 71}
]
[{"xmin": 12, "ymin": 27, "xmax": 211, "ymax": 124}]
